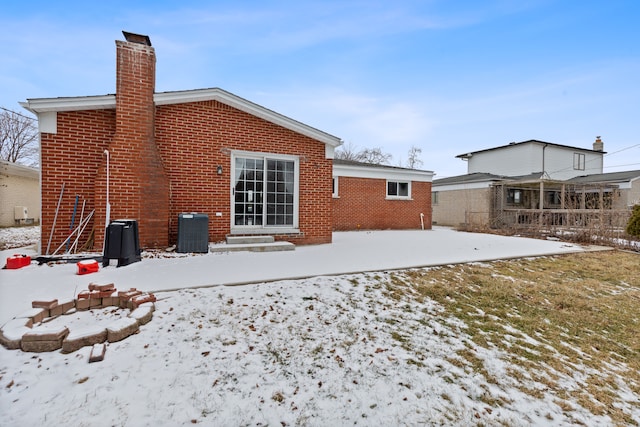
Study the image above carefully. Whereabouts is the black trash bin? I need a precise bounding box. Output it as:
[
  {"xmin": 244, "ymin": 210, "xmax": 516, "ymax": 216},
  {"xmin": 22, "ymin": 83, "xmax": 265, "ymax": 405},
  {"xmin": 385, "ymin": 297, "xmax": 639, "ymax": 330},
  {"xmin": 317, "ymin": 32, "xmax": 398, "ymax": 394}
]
[
  {"xmin": 177, "ymin": 213, "xmax": 209, "ymax": 253},
  {"xmin": 103, "ymin": 219, "xmax": 141, "ymax": 267}
]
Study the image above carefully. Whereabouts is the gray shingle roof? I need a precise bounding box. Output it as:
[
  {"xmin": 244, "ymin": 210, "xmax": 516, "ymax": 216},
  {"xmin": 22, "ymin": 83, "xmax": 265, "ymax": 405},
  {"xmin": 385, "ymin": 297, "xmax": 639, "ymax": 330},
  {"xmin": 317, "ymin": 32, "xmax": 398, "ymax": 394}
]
[
  {"xmin": 433, "ymin": 171, "xmax": 545, "ymax": 186},
  {"xmin": 333, "ymin": 158, "xmax": 433, "ymax": 173},
  {"xmin": 567, "ymin": 170, "xmax": 640, "ymax": 184},
  {"xmin": 455, "ymin": 139, "xmax": 605, "ymax": 158}
]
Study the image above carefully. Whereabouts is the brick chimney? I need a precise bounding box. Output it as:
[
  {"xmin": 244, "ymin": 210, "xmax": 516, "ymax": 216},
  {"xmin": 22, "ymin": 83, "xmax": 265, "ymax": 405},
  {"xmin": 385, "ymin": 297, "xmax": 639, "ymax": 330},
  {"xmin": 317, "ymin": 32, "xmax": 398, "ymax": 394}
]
[
  {"xmin": 593, "ymin": 136, "xmax": 604, "ymax": 152},
  {"xmin": 94, "ymin": 32, "xmax": 170, "ymax": 249}
]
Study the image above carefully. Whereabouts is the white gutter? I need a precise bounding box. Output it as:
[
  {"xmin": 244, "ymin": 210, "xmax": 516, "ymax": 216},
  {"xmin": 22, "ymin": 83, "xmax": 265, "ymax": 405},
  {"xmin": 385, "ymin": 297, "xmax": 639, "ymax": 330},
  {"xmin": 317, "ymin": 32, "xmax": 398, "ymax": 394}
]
[
  {"xmin": 20, "ymin": 88, "xmax": 343, "ymax": 150},
  {"xmin": 333, "ymin": 163, "xmax": 434, "ymax": 182}
]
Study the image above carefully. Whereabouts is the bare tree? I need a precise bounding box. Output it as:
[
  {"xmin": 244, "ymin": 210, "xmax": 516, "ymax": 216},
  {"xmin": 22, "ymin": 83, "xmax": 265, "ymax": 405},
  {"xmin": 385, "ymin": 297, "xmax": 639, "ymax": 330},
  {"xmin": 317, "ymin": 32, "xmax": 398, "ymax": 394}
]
[
  {"xmin": 334, "ymin": 141, "xmax": 362, "ymax": 161},
  {"xmin": 406, "ymin": 145, "xmax": 423, "ymax": 169},
  {"xmin": 0, "ymin": 107, "xmax": 39, "ymax": 166},
  {"xmin": 358, "ymin": 147, "xmax": 392, "ymax": 165},
  {"xmin": 335, "ymin": 142, "xmax": 393, "ymax": 165}
]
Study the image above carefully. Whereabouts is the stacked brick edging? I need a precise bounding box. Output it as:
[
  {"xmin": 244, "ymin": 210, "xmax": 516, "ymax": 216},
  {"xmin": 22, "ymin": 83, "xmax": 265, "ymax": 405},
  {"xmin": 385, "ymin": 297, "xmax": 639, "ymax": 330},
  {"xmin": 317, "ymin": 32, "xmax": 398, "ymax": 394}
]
[{"xmin": 0, "ymin": 282, "xmax": 156, "ymax": 354}]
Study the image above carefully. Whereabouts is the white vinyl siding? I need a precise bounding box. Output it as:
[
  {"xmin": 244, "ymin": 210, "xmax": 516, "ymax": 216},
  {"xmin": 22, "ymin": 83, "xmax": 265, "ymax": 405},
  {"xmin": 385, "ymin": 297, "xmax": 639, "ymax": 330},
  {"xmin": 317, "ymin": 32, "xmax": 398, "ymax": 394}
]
[{"xmin": 466, "ymin": 142, "xmax": 603, "ymax": 180}]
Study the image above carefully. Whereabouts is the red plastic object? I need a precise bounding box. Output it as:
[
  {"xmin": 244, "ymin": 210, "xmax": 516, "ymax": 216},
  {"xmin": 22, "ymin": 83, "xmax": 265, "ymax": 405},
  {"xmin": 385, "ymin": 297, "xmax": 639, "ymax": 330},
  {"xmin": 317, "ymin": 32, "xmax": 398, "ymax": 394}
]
[
  {"xmin": 6, "ymin": 254, "xmax": 31, "ymax": 269},
  {"xmin": 77, "ymin": 259, "xmax": 99, "ymax": 275}
]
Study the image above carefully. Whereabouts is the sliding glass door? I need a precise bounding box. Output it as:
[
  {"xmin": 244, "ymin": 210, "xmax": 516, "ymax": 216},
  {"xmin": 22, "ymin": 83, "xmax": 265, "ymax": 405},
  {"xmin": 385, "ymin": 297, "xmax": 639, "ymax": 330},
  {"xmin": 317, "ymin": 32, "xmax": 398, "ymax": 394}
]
[{"xmin": 233, "ymin": 154, "xmax": 298, "ymax": 229}]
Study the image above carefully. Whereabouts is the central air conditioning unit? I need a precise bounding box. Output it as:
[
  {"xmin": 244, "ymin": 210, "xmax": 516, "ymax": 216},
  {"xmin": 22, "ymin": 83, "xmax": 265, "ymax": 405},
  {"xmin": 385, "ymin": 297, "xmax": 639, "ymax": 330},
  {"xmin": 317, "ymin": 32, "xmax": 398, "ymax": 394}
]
[
  {"xmin": 177, "ymin": 213, "xmax": 209, "ymax": 253},
  {"xmin": 14, "ymin": 206, "xmax": 28, "ymax": 220}
]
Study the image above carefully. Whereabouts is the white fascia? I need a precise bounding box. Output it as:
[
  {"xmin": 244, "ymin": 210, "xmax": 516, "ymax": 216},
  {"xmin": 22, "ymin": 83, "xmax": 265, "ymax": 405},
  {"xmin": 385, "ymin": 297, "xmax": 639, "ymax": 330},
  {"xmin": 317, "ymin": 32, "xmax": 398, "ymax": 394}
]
[
  {"xmin": 20, "ymin": 95, "xmax": 116, "ymax": 134},
  {"xmin": 20, "ymin": 89, "xmax": 343, "ymax": 157},
  {"xmin": 0, "ymin": 160, "xmax": 39, "ymax": 179},
  {"xmin": 432, "ymin": 181, "xmax": 494, "ymax": 191},
  {"xmin": 20, "ymin": 95, "xmax": 116, "ymax": 113},
  {"xmin": 154, "ymin": 88, "xmax": 343, "ymax": 152},
  {"xmin": 334, "ymin": 163, "xmax": 434, "ymax": 183}
]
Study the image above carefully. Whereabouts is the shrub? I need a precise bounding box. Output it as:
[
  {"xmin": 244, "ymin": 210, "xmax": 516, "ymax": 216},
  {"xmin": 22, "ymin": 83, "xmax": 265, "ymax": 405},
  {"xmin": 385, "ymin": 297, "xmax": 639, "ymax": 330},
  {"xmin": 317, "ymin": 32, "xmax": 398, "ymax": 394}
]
[{"xmin": 626, "ymin": 204, "xmax": 640, "ymax": 237}]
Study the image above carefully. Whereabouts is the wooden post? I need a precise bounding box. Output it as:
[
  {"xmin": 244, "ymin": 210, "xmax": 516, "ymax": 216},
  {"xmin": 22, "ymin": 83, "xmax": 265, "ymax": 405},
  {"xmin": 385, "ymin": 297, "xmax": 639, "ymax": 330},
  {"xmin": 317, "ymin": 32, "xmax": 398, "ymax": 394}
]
[
  {"xmin": 599, "ymin": 185, "xmax": 605, "ymax": 226},
  {"xmin": 539, "ymin": 180, "xmax": 545, "ymax": 226}
]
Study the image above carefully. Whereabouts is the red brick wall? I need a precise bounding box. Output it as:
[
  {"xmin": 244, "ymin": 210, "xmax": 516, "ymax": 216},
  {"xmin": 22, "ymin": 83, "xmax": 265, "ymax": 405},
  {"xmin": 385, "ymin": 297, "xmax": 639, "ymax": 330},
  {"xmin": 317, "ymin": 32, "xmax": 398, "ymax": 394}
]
[
  {"xmin": 155, "ymin": 100, "xmax": 332, "ymax": 245},
  {"xmin": 39, "ymin": 110, "xmax": 115, "ymax": 254},
  {"xmin": 332, "ymin": 176, "xmax": 432, "ymax": 231},
  {"xmin": 39, "ymin": 100, "xmax": 332, "ymax": 252},
  {"xmin": 38, "ymin": 35, "xmax": 335, "ymax": 252},
  {"xmin": 92, "ymin": 40, "xmax": 170, "ymax": 249}
]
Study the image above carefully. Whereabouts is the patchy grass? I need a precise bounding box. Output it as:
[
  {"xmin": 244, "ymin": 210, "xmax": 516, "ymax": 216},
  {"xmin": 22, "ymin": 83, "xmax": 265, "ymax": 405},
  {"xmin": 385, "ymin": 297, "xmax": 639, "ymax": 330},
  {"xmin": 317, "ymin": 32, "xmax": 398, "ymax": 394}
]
[{"xmin": 391, "ymin": 250, "xmax": 640, "ymax": 426}]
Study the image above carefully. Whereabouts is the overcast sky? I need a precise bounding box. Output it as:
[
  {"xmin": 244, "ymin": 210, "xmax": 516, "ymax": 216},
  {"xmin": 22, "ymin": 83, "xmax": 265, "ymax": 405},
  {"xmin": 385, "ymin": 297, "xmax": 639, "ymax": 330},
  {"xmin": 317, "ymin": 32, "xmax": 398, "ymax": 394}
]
[{"xmin": 2, "ymin": 0, "xmax": 639, "ymax": 178}]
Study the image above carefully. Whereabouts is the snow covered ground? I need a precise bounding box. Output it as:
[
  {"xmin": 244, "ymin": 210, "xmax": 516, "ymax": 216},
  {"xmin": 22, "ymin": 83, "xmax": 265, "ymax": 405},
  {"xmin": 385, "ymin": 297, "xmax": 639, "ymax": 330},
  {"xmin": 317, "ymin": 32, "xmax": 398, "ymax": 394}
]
[
  {"xmin": 0, "ymin": 226, "xmax": 40, "ymax": 251},
  {"xmin": 0, "ymin": 227, "xmax": 587, "ymax": 326},
  {"xmin": 1, "ymin": 227, "xmax": 621, "ymax": 426}
]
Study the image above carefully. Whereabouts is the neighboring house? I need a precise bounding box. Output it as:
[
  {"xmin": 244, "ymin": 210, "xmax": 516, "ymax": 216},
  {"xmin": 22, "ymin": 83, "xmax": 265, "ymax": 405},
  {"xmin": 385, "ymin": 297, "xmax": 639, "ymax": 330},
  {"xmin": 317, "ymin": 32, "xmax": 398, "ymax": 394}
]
[
  {"xmin": 0, "ymin": 160, "xmax": 40, "ymax": 227},
  {"xmin": 332, "ymin": 159, "xmax": 434, "ymax": 231},
  {"xmin": 456, "ymin": 139, "xmax": 605, "ymax": 180},
  {"xmin": 489, "ymin": 171, "xmax": 640, "ymax": 230},
  {"xmin": 433, "ymin": 139, "xmax": 639, "ymax": 230},
  {"xmin": 568, "ymin": 170, "xmax": 640, "ymax": 208},
  {"xmin": 20, "ymin": 32, "xmax": 433, "ymax": 254},
  {"xmin": 432, "ymin": 172, "xmax": 516, "ymax": 227}
]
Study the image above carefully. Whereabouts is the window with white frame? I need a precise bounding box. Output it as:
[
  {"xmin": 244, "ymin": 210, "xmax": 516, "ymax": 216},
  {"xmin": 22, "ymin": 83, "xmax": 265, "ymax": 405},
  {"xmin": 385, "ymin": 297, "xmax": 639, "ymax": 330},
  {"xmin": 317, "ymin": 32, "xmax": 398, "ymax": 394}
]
[
  {"xmin": 332, "ymin": 177, "xmax": 339, "ymax": 198},
  {"xmin": 573, "ymin": 153, "xmax": 585, "ymax": 170},
  {"xmin": 233, "ymin": 154, "xmax": 299, "ymax": 228},
  {"xmin": 432, "ymin": 191, "xmax": 439, "ymax": 205},
  {"xmin": 387, "ymin": 180, "xmax": 410, "ymax": 198}
]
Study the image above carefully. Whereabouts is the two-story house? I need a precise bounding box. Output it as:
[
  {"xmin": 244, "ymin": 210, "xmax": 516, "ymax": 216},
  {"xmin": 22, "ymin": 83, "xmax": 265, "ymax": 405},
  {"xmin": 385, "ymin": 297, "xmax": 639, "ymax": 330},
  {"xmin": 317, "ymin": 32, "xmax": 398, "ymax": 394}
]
[{"xmin": 432, "ymin": 139, "xmax": 640, "ymax": 230}]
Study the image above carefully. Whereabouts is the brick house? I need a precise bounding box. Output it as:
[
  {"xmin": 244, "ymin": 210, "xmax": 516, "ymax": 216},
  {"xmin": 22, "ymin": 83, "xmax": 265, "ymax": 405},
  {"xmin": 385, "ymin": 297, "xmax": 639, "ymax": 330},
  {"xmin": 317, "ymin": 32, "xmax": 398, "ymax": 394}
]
[
  {"xmin": 333, "ymin": 159, "xmax": 433, "ymax": 231},
  {"xmin": 21, "ymin": 32, "xmax": 342, "ymax": 253},
  {"xmin": 21, "ymin": 32, "xmax": 433, "ymax": 254}
]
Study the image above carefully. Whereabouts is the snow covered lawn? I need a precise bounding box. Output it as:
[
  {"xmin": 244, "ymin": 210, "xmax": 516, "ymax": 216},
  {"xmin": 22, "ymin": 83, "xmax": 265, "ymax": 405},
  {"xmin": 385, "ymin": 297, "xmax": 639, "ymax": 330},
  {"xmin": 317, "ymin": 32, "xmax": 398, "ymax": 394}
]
[{"xmin": 1, "ymin": 227, "xmax": 638, "ymax": 426}]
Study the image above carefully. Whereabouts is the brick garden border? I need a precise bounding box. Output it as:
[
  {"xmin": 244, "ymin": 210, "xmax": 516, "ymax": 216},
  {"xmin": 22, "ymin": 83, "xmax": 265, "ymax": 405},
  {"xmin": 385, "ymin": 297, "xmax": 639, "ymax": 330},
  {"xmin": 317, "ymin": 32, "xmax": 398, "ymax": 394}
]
[{"xmin": 0, "ymin": 282, "xmax": 156, "ymax": 357}]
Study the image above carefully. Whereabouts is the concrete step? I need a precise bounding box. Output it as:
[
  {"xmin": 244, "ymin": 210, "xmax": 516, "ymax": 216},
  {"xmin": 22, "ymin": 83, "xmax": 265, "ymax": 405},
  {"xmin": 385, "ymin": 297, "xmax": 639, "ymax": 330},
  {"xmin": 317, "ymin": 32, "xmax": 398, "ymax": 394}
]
[
  {"xmin": 226, "ymin": 235, "xmax": 275, "ymax": 245},
  {"xmin": 210, "ymin": 241, "xmax": 295, "ymax": 253}
]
